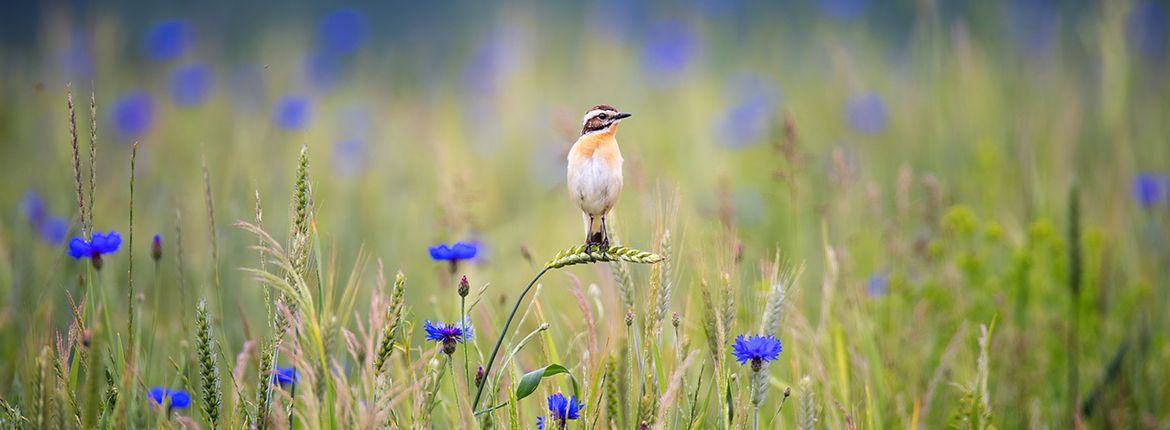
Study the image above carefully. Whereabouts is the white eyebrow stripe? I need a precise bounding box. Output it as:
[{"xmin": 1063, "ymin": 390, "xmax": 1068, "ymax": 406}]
[{"xmin": 582, "ymin": 110, "xmax": 608, "ymax": 124}]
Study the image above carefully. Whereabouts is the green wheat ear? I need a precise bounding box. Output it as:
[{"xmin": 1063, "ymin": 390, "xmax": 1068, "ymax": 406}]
[{"xmin": 545, "ymin": 245, "xmax": 665, "ymax": 269}]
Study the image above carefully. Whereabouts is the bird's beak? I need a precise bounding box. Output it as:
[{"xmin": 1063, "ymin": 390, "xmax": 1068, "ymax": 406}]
[{"xmin": 614, "ymin": 112, "xmax": 632, "ymax": 120}]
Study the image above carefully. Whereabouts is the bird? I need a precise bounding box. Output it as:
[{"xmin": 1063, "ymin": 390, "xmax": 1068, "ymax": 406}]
[{"xmin": 567, "ymin": 104, "xmax": 631, "ymax": 250}]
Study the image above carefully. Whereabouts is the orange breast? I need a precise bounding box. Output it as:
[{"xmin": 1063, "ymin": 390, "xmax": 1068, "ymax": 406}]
[{"xmin": 569, "ymin": 129, "xmax": 623, "ymax": 169}]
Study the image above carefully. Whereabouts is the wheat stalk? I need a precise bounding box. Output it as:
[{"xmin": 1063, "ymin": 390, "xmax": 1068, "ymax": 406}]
[{"xmin": 197, "ymin": 299, "xmax": 223, "ymax": 429}]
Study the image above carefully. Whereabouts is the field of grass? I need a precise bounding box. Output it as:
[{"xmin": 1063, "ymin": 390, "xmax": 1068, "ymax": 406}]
[{"xmin": 1, "ymin": 1, "xmax": 1169, "ymax": 429}]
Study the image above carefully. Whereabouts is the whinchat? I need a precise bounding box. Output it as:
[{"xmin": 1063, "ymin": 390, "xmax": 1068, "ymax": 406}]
[{"xmin": 567, "ymin": 105, "xmax": 631, "ymax": 249}]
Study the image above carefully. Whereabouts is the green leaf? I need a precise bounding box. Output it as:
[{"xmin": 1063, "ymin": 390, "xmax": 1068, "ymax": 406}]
[{"xmin": 515, "ymin": 364, "xmax": 579, "ymax": 401}]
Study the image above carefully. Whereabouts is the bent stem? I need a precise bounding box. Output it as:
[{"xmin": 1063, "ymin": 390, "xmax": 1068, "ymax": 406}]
[{"xmin": 471, "ymin": 266, "xmax": 550, "ymax": 411}]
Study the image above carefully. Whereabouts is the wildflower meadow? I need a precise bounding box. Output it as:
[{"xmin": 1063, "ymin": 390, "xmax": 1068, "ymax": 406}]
[{"xmin": 1, "ymin": 1, "xmax": 1169, "ymax": 429}]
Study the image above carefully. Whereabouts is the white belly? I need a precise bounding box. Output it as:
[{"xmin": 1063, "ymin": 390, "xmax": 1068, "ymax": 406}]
[{"xmin": 569, "ymin": 157, "xmax": 623, "ymax": 217}]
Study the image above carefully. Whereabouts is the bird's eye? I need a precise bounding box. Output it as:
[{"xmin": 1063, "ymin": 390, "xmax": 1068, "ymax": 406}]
[{"xmin": 598, "ymin": 113, "xmax": 608, "ymax": 120}]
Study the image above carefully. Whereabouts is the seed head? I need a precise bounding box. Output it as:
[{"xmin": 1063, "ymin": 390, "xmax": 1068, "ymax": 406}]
[
  {"xmin": 475, "ymin": 366, "xmax": 485, "ymax": 387},
  {"xmin": 625, "ymin": 310, "xmax": 634, "ymax": 327},
  {"xmin": 672, "ymin": 312, "xmax": 681, "ymax": 328}
]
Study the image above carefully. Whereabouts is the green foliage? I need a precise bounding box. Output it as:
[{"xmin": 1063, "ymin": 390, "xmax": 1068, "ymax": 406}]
[{"xmin": 514, "ymin": 364, "xmax": 577, "ymax": 401}]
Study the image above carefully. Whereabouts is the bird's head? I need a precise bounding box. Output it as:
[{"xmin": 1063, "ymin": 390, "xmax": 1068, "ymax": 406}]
[{"xmin": 581, "ymin": 105, "xmax": 631, "ymax": 136}]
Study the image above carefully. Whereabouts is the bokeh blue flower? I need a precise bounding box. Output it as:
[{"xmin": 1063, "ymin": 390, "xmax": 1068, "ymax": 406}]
[
  {"xmin": 273, "ymin": 96, "xmax": 311, "ymax": 131},
  {"xmin": 429, "ymin": 242, "xmax": 478, "ymax": 262},
  {"xmin": 21, "ymin": 191, "xmax": 69, "ymax": 244},
  {"xmin": 317, "ymin": 8, "xmax": 368, "ymax": 56},
  {"xmin": 641, "ymin": 20, "xmax": 698, "ymax": 86},
  {"xmin": 148, "ymin": 387, "xmax": 191, "ymax": 410},
  {"xmin": 537, "ymin": 392, "xmax": 582, "ymax": 430},
  {"xmin": 715, "ymin": 75, "xmax": 778, "ymax": 149},
  {"xmin": 169, "ymin": 63, "xmax": 214, "ymax": 106},
  {"xmin": 111, "ymin": 91, "xmax": 155, "ymax": 137},
  {"xmin": 143, "ymin": 20, "xmax": 194, "ymax": 62},
  {"xmin": 846, "ymin": 91, "xmax": 887, "ymax": 135},
  {"xmin": 304, "ymin": 52, "xmax": 344, "ymax": 92},
  {"xmin": 1128, "ymin": 1, "xmax": 1168, "ymax": 60},
  {"xmin": 866, "ymin": 272, "xmax": 890, "ymax": 297},
  {"xmin": 731, "ymin": 334, "xmax": 782, "ymax": 370},
  {"xmin": 1132, "ymin": 173, "xmax": 1165, "ymax": 209}
]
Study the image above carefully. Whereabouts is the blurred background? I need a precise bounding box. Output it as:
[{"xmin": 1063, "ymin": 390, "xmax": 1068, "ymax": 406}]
[{"xmin": 1, "ymin": 0, "xmax": 1170, "ymax": 428}]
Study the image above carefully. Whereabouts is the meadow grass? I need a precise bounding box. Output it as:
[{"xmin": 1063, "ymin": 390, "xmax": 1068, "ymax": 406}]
[{"xmin": 2, "ymin": 2, "xmax": 1170, "ymax": 429}]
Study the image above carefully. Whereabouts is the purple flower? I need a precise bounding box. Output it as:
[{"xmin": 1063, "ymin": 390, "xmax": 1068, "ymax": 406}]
[
  {"xmin": 537, "ymin": 392, "xmax": 583, "ymax": 430},
  {"xmin": 846, "ymin": 91, "xmax": 887, "ymax": 135},
  {"xmin": 429, "ymin": 242, "xmax": 478, "ymax": 262},
  {"xmin": 423, "ymin": 316, "xmax": 474, "ymax": 355},
  {"xmin": 111, "ymin": 91, "xmax": 154, "ymax": 137},
  {"xmin": 273, "ymin": 96, "xmax": 311, "ymax": 131},
  {"xmin": 731, "ymin": 334, "xmax": 782, "ymax": 371},
  {"xmin": 143, "ymin": 20, "xmax": 194, "ymax": 62},
  {"xmin": 148, "ymin": 387, "xmax": 190, "ymax": 411},
  {"xmin": 641, "ymin": 21, "xmax": 698, "ymax": 85},
  {"xmin": 317, "ymin": 8, "xmax": 368, "ymax": 56},
  {"xmin": 169, "ymin": 64, "xmax": 213, "ymax": 106}
]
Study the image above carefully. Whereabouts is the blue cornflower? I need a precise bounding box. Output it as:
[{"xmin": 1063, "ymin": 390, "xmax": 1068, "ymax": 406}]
[
  {"xmin": 317, "ymin": 8, "xmax": 368, "ymax": 56},
  {"xmin": 641, "ymin": 20, "xmax": 698, "ymax": 85},
  {"xmin": 21, "ymin": 192, "xmax": 68, "ymax": 244},
  {"xmin": 41, "ymin": 217, "xmax": 69, "ymax": 245},
  {"xmin": 1133, "ymin": 173, "xmax": 1164, "ymax": 209},
  {"xmin": 429, "ymin": 242, "xmax": 478, "ymax": 262},
  {"xmin": 272, "ymin": 366, "xmax": 299, "ymax": 387},
  {"xmin": 143, "ymin": 20, "xmax": 194, "ymax": 62},
  {"xmin": 169, "ymin": 63, "xmax": 213, "ymax": 106},
  {"xmin": 731, "ymin": 335, "xmax": 782, "ymax": 372},
  {"xmin": 537, "ymin": 392, "xmax": 583, "ymax": 430},
  {"xmin": 274, "ymin": 96, "xmax": 311, "ymax": 131},
  {"xmin": 866, "ymin": 272, "xmax": 889, "ymax": 297},
  {"xmin": 846, "ymin": 91, "xmax": 887, "ymax": 135},
  {"xmin": 111, "ymin": 91, "xmax": 154, "ymax": 137},
  {"xmin": 147, "ymin": 387, "xmax": 191, "ymax": 411},
  {"xmin": 423, "ymin": 316, "xmax": 474, "ymax": 355},
  {"xmin": 715, "ymin": 75, "xmax": 777, "ymax": 149},
  {"xmin": 21, "ymin": 191, "xmax": 46, "ymax": 225},
  {"xmin": 68, "ymin": 231, "xmax": 122, "ymax": 270}
]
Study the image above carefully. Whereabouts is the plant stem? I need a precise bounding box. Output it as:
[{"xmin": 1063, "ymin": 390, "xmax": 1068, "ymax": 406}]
[
  {"xmin": 462, "ymin": 296, "xmax": 471, "ymax": 391},
  {"xmin": 471, "ymin": 266, "xmax": 550, "ymax": 411}
]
